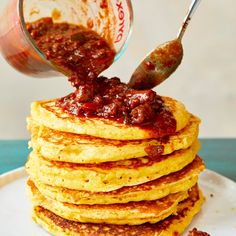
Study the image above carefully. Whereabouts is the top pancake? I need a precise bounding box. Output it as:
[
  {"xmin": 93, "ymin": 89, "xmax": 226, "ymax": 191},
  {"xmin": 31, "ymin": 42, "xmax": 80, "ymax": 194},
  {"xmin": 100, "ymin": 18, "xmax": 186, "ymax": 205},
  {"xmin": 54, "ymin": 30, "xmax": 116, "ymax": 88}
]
[
  {"xmin": 30, "ymin": 96, "xmax": 190, "ymax": 140},
  {"xmin": 28, "ymin": 115, "xmax": 200, "ymax": 163}
]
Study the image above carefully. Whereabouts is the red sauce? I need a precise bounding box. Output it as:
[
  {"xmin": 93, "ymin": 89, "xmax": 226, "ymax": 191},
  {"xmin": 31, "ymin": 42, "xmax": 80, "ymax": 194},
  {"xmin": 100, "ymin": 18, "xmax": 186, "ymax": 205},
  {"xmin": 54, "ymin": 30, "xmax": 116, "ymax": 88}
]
[
  {"xmin": 26, "ymin": 17, "xmax": 115, "ymax": 82},
  {"xmin": 56, "ymin": 76, "xmax": 176, "ymax": 136},
  {"xmin": 144, "ymin": 144, "xmax": 164, "ymax": 157},
  {"xmin": 188, "ymin": 228, "xmax": 211, "ymax": 236},
  {"xmin": 144, "ymin": 61, "xmax": 156, "ymax": 71},
  {"xmin": 27, "ymin": 18, "xmax": 176, "ymax": 135}
]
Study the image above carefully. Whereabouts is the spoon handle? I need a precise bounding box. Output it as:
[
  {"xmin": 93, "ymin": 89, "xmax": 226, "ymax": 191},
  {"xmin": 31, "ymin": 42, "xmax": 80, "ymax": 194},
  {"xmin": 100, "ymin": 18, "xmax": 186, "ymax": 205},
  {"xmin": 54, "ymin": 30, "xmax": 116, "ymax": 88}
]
[{"xmin": 177, "ymin": 0, "xmax": 202, "ymax": 41}]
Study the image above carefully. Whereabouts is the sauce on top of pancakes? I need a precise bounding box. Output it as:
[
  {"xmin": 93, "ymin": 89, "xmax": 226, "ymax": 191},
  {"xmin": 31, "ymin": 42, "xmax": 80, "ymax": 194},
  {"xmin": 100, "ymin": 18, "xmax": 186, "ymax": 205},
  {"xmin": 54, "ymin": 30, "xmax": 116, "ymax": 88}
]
[{"xmin": 27, "ymin": 17, "xmax": 176, "ymax": 136}]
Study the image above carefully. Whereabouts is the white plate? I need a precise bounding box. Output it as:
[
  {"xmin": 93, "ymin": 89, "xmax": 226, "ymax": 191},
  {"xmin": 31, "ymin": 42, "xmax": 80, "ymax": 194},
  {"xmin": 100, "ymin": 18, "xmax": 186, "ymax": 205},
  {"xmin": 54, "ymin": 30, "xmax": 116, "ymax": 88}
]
[{"xmin": 0, "ymin": 168, "xmax": 236, "ymax": 236}]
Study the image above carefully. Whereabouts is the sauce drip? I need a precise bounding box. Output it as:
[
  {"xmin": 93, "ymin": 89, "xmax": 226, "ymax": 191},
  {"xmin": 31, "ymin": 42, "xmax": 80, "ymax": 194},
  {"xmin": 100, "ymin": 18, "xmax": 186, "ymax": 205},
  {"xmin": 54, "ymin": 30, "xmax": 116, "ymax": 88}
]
[{"xmin": 188, "ymin": 228, "xmax": 211, "ymax": 236}]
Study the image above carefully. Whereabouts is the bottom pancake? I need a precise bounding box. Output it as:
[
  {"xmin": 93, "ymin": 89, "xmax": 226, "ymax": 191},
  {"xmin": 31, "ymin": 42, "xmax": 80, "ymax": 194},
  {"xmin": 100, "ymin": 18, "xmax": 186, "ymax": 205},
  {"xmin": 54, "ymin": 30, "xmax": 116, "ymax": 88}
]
[{"xmin": 32, "ymin": 185, "xmax": 204, "ymax": 236}]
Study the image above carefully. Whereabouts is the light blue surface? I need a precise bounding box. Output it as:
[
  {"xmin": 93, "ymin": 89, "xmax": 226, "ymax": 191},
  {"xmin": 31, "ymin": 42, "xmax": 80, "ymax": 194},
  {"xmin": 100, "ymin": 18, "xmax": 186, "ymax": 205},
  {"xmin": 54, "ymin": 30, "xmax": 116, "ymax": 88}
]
[
  {"xmin": 0, "ymin": 139, "xmax": 236, "ymax": 181},
  {"xmin": 0, "ymin": 140, "xmax": 29, "ymax": 175}
]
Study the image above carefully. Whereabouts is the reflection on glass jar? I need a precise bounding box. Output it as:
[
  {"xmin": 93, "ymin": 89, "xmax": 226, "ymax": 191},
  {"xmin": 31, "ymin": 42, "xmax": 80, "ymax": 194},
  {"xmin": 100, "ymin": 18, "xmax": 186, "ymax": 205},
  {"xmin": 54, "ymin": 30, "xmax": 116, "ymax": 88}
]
[{"xmin": 0, "ymin": 0, "xmax": 133, "ymax": 77}]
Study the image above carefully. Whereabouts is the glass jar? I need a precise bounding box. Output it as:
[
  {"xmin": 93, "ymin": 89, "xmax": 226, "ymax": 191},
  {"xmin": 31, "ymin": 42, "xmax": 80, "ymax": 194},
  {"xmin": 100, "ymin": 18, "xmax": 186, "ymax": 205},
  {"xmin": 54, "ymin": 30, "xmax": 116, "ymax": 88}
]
[{"xmin": 0, "ymin": 0, "xmax": 133, "ymax": 77}]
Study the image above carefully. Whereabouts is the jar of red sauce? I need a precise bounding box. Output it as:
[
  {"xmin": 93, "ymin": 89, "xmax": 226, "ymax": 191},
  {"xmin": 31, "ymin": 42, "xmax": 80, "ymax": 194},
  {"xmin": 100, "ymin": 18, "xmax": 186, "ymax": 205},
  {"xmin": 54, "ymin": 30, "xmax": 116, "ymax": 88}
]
[{"xmin": 0, "ymin": 0, "xmax": 133, "ymax": 77}]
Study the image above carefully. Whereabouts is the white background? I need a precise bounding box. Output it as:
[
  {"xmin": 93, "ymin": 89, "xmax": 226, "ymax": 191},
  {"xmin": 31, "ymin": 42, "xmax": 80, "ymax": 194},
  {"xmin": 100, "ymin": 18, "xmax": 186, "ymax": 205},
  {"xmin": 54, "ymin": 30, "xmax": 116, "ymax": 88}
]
[{"xmin": 0, "ymin": 0, "xmax": 236, "ymax": 139}]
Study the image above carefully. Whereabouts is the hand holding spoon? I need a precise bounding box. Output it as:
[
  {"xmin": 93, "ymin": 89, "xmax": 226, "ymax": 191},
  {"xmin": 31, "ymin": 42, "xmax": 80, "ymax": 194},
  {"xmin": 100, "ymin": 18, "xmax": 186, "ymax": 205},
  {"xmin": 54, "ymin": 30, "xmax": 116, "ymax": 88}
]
[{"xmin": 128, "ymin": 0, "xmax": 201, "ymax": 90}]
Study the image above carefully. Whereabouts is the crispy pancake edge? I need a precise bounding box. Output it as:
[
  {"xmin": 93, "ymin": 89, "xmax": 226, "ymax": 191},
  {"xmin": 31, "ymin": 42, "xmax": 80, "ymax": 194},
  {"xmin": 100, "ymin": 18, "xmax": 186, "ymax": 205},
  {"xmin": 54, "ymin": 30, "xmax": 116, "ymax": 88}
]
[
  {"xmin": 26, "ymin": 141, "xmax": 200, "ymax": 192},
  {"xmin": 31, "ymin": 156, "xmax": 205, "ymax": 204},
  {"xmin": 27, "ymin": 180, "xmax": 189, "ymax": 225},
  {"xmin": 31, "ymin": 185, "xmax": 204, "ymax": 236}
]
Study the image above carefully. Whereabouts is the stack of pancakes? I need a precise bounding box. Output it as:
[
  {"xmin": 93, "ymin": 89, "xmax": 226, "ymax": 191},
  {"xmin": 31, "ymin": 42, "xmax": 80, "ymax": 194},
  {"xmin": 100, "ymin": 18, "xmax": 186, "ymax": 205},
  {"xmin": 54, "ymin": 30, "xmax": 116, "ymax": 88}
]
[{"xmin": 26, "ymin": 96, "xmax": 205, "ymax": 236}]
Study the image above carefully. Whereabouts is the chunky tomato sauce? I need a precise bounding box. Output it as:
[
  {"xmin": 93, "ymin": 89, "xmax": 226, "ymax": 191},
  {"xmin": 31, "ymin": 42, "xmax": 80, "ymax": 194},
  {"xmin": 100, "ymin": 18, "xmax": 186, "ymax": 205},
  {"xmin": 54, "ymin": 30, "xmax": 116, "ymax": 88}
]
[
  {"xmin": 27, "ymin": 17, "xmax": 176, "ymax": 135},
  {"xmin": 26, "ymin": 17, "xmax": 115, "ymax": 82}
]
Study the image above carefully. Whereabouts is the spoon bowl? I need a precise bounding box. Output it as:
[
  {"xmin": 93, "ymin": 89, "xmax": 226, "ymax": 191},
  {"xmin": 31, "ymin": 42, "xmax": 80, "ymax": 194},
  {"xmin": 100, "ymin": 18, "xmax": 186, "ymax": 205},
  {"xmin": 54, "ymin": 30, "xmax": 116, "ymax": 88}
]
[
  {"xmin": 128, "ymin": 0, "xmax": 201, "ymax": 90},
  {"xmin": 128, "ymin": 39, "xmax": 183, "ymax": 90}
]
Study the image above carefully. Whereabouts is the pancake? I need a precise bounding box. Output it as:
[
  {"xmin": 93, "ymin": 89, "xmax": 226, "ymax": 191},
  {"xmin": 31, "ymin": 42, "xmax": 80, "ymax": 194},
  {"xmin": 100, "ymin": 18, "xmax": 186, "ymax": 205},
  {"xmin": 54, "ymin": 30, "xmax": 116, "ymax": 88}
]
[
  {"xmin": 27, "ymin": 180, "xmax": 189, "ymax": 225},
  {"xmin": 30, "ymin": 96, "xmax": 191, "ymax": 140},
  {"xmin": 28, "ymin": 115, "xmax": 200, "ymax": 163},
  {"xmin": 26, "ymin": 140, "xmax": 199, "ymax": 192},
  {"xmin": 32, "ymin": 156, "xmax": 205, "ymax": 205},
  {"xmin": 32, "ymin": 185, "xmax": 204, "ymax": 236}
]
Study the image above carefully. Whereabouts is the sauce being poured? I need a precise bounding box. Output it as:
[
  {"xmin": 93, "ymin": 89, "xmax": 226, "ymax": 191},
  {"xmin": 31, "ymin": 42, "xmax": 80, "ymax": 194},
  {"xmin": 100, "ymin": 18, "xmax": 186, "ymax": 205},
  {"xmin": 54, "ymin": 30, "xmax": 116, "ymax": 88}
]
[
  {"xmin": 26, "ymin": 17, "xmax": 177, "ymax": 136},
  {"xmin": 26, "ymin": 17, "xmax": 115, "ymax": 83},
  {"xmin": 56, "ymin": 76, "xmax": 176, "ymax": 137}
]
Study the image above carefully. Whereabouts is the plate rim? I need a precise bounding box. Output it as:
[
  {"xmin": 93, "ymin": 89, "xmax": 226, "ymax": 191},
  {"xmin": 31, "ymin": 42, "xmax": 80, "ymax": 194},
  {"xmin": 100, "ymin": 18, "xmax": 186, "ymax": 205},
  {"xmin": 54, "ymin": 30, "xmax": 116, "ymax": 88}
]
[
  {"xmin": 0, "ymin": 167, "xmax": 27, "ymax": 187},
  {"xmin": 1, "ymin": 167, "xmax": 236, "ymax": 235}
]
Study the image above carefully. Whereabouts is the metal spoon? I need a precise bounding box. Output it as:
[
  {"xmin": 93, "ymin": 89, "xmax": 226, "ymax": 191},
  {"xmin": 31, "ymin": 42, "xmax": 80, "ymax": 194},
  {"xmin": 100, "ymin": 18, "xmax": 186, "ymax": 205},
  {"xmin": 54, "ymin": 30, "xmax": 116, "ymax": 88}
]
[{"xmin": 128, "ymin": 0, "xmax": 201, "ymax": 90}]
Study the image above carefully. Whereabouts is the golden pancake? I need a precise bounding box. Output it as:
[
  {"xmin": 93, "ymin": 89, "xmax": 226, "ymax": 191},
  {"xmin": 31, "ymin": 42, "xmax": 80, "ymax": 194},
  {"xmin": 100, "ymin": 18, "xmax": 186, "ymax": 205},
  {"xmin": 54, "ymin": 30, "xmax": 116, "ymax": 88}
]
[
  {"xmin": 32, "ymin": 156, "xmax": 204, "ymax": 205},
  {"xmin": 30, "ymin": 96, "xmax": 190, "ymax": 140},
  {"xmin": 28, "ymin": 115, "xmax": 200, "ymax": 163},
  {"xmin": 27, "ymin": 180, "xmax": 189, "ymax": 225},
  {"xmin": 26, "ymin": 141, "xmax": 199, "ymax": 192},
  {"xmin": 32, "ymin": 185, "xmax": 204, "ymax": 236}
]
